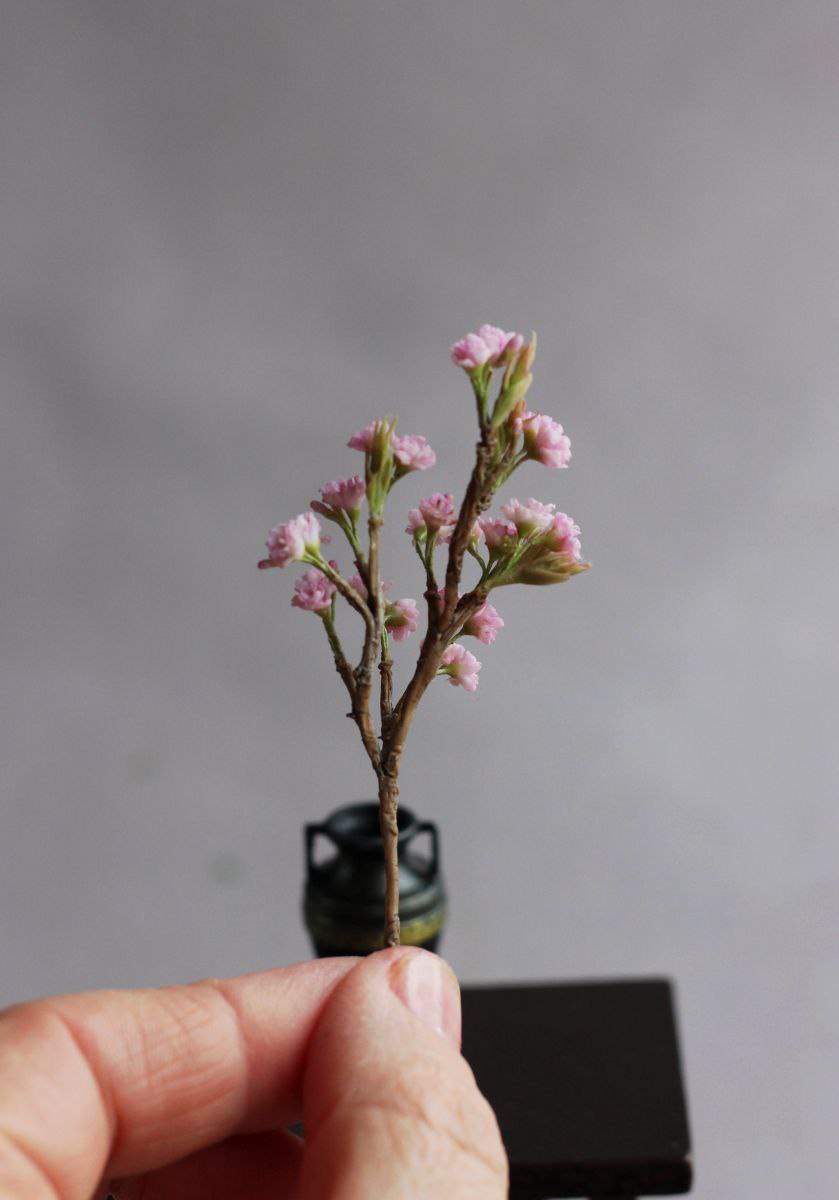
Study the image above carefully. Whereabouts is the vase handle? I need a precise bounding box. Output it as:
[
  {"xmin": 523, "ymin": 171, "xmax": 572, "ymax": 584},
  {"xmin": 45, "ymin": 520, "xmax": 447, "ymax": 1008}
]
[
  {"xmin": 413, "ymin": 820, "xmax": 440, "ymax": 879},
  {"xmin": 305, "ymin": 823, "xmax": 335, "ymax": 877}
]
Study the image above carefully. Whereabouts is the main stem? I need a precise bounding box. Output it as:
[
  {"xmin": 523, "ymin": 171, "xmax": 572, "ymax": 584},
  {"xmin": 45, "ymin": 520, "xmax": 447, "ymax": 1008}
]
[
  {"xmin": 330, "ymin": 418, "xmax": 512, "ymax": 947},
  {"xmin": 378, "ymin": 770, "xmax": 401, "ymax": 946},
  {"xmin": 374, "ymin": 420, "xmax": 507, "ymax": 947}
]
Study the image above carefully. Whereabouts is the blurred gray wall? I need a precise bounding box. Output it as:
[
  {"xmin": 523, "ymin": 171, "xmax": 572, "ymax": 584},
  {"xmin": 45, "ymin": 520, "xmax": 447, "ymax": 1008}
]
[{"xmin": 3, "ymin": 2, "xmax": 838, "ymax": 1194}]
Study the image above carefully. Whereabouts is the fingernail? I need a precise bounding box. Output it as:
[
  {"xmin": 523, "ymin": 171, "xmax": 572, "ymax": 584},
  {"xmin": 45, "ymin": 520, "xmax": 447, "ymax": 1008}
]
[{"xmin": 389, "ymin": 951, "xmax": 461, "ymax": 1048}]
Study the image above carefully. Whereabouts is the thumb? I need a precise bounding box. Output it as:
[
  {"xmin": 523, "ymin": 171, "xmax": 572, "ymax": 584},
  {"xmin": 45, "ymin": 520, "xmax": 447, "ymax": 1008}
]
[{"xmin": 301, "ymin": 947, "xmax": 508, "ymax": 1199}]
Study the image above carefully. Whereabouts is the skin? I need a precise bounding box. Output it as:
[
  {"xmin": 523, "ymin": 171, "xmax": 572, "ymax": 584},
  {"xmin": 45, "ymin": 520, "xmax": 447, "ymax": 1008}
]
[{"xmin": 0, "ymin": 947, "xmax": 508, "ymax": 1200}]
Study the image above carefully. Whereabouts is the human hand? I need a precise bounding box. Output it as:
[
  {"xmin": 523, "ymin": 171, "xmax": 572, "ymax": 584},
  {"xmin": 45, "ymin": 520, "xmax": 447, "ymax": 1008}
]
[{"xmin": 0, "ymin": 947, "xmax": 507, "ymax": 1198}]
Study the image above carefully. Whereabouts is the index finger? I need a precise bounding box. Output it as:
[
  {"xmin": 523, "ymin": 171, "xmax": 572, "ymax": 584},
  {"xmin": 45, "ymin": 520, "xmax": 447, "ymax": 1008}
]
[{"xmin": 0, "ymin": 957, "xmax": 356, "ymax": 1199}]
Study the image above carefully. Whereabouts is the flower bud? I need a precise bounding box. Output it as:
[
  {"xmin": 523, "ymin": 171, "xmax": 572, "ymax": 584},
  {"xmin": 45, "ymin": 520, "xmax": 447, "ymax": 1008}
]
[
  {"xmin": 513, "ymin": 550, "xmax": 589, "ymax": 586},
  {"xmin": 364, "ymin": 418, "xmax": 397, "ymax": 516},
  {"xmin": 491, "ymin": 333, "xmax": 536, "ymax": 426},
  {"xmin": 491, "ymin": 373, "xmax": 533, "ymax": 428}
]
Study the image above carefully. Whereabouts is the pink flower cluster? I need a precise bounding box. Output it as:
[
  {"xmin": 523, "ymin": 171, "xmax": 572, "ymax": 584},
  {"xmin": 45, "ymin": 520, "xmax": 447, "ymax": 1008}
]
[
  {"xmin": 477, "ymin": 516, "xmax": 517, "ymax": 552},
  {"xmin": 260, "ymin": 326, "xmax": 588, "ymax": 707},
  {"xmin": 501, "ymin": 497, "xmax": 556, "ymax": 535},
  {"xmin": 543, "ymin": 512, "xmax": 583, "ymax": 561},
  {"xmin": 462, "ymin": 600, "xmax": 504, "ymax": 645},
  {"xmin": 393, "ymin": 434, "xmax": 436, "ymax": 472},
  {"xmin": 347, "ymin": 424, "xmax": 436, "ymax": 473},
  {"xmin": 487, "ymin": 499, "xmax": 583, "ymax": 561},
  {"xmin": 291, "ymin": 568, "xmax": 335, "ymax": 614},
  {"xmin": 346, "ymin": 423, "xmax": 380, "ymax": 452},
  {"xmin": 312, "ymin": 474, "xmax": 366, "ymax": 516},
  {"xmin": 436, "ymin": 589, "xmax": 504, "ymax": 646},
  {"xmin": 419, "ymin": 492, "xmax": 455, "ymax": 530},
  {"xmin": 347, "ymin": 573, "xmax": 393, "ymax": 599},
  {"xmin": 406, "ymin": 493, "xmax": 457, "ymax": 544},
  {"xmin": 520, "ymin": 412, "xmax": 571, "ymax": 469},
  {"xmin": 346, "ymin": 573, "xmax": 417, "ymax": 643},
  {"xmin": 440, "ymin": 644, "xmax": 481, "ymax": 692},
  {"xmin": 385, "ymin": 597, "xmax": 419, "ymax": 643},
  {"xmin": 451, "ymin": 324, "xmax": 523, "ymax": 370},
  {"xmin": 260, "ymin": 511, "xmax": 321, "ymax": 569}
]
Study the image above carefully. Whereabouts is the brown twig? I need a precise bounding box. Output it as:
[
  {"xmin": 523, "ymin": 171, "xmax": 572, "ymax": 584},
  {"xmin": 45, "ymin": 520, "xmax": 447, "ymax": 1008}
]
[
  {"xmin": 323, "ymin": 614, "xmax": 356, "ymax": 696},
  {"xmin": 378, "ymin": 769, "xmax": 401, "ymax": 946},
  {"xmin": 374, "ymin": 421, "xmax": 512, "ymax": 945},
  {"xmin": 318, "ymin": 565, "xmax": 382, "ymax": 770},
  {"xmin": 355, "ymin": 514, "xmax": 382, "ymax": 722},
  {"xmin": 358, "ymin": 513, "xmax": 404, "ymax": 946},
  {"xmin": 325, "ymin": 414, "xmax": 517, "ymax": 947},
  {"xmin": 322, "ymin": 613, "xmax": 380, "ymax": 770},
  {"xmin": 379, "ymin": 638, "xmax": 393, "ymax": 729},
  {"xmin": 441, "ymin": 425, "xmax": 498, "ymax": 626},
  {"xmin": 319, "ymin": 564, "xmax": 375, "ymax": 641}
]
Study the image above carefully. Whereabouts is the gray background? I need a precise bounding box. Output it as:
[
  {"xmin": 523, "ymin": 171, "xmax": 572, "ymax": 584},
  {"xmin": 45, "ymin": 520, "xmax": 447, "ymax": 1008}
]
[{"xmin": 2, "ymin": 1, "xmax": 838, "ymax": 1194}]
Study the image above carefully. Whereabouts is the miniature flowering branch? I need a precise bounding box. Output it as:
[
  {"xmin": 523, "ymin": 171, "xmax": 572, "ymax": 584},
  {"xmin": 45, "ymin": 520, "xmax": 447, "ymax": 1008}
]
[{"xmin": 260, "ymin": 324, "xmax": 588, "ymax": 947}]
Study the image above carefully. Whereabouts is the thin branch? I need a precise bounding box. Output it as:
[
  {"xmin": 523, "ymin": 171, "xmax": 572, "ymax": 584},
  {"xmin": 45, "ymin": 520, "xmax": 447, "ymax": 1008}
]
[
  {"xmin": 322, "ymin": 612, "xmax": 356, "ymax": 697},
  {"xmin": 317, "ymin": 560, "xmax": 376, "ymax": 640},
  {"xmin": 317, "ymin": 562, "xmax": 379, "ymax": 770},
  {"xmin": 440, "ymin": 426, "xmax": 497, "ymax": 625},
  {"xmin": 355, "ymin": 514, "xmax": 382, "ymax": 714},
  {"xmin": 379, "ymin": 631, "xmax": 393, "ymax": 730},
  {"xmin": 321, "ymin": 612, "xmax": 380, "ymax": 770},
  {"xmin": 386, "ymin": 419, "xmax": 509, "ymax": 758}
]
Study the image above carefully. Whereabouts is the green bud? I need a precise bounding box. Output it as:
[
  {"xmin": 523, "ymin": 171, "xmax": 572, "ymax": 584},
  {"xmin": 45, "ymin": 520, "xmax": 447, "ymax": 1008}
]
[
  {"xmin": 489, "ymin": 333, "xmax": 537, "ymax": 428},
  {"xmin": 490, "ymin": 542, "xmax": 589, "ymax": 588},
  {"xmin": 366, "ymin": 417, "xmax": 397, "ymax": 516},
  {"xmin": 515, "ymin": 555, "xmax": 589, "ymax": 586},
  {"xmin": 491, "ymin": 374, "xmax": 532, "ymax": 428},
  {"xmin": 511, "ymin": 331, "xmax": 537, "ymax": 381}
]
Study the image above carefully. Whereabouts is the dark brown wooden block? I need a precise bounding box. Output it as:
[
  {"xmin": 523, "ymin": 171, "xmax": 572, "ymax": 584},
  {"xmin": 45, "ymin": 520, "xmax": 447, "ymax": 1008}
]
[{"xmin": 460, "ymin": 979, "xmax": 692, "ymax": 1199}]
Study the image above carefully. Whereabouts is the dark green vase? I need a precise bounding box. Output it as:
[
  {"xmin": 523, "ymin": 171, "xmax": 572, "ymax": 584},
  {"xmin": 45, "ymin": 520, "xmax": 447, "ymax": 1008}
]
[{"xmin": 303, "ymin": 801, "xmax": 447, "ymax": 956}]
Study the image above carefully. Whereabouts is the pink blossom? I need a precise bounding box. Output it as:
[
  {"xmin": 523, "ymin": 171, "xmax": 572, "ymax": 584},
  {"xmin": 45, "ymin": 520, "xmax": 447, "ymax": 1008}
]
[
  {"xmin": 500, "ymin": 497, "xmax": 556, "ymax": 535},
  {"xmin": 347, "ymin": 423, "xmax": 378, "ymax": 452},
  {"xmin": 291, "ymin": 568, "xmax": 335, "ymax": 613},
  {"xmin": 393, "ymin": 434, "xmax": 436, "ymax": 472},
  {"xmin": 440, "ymin": 643, "xmax": 482, "ymax": 692},
  {"xmin": 450, "ymin": 325, "xmax": 524, "ymax": 370},
  {"xmin": 543, "ymin": 512, "xmax": 583, "ymax": 561},
  {"xmin": 478, "ymin": 516, "xmax": 517, "ymax": 551},
  {"xmin": 462, "ymin": 600, "xmax": 504, "ymax": 645},
  {"xmin": 386, "ymin": 598, "xmax": 419, "ymax": 643},
  {"xmin": 348, "ymin": 424, "xmax": 396, "ymax": 456},
  {"xmin": 521, "ymin": 412, "xmax": 571, "ymax": 469},
  {"xmin": 348, "ymin": 572, "xmax": 367, "ymax": 597},
  {"xmin": 419, "ymin": 492, "xmax": 456, "ymax": 531},
  {"xmin": 511, "ymin": 408, "xmax": 532, "ymax": 436},
  {"xmin": 406, "ymin": 506, "xmax": 455, "ymax": 544},
  {"xmin": 348, "ymin": 573, "xmax": 392, "ymax": 599},
  {"xmin": 260, "ymin": 511, "xmax": 321, "ymax": 569},
  {"xmin": 314, "ymin": 474, "xmax": 366, "ymax": 513}
]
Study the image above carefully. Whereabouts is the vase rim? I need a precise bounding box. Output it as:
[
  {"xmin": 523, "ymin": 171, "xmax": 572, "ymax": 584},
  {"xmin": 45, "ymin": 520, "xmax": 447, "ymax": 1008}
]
[{"xmin": 322, "ymin": 800, "xmax": 419, "ymax": 852}]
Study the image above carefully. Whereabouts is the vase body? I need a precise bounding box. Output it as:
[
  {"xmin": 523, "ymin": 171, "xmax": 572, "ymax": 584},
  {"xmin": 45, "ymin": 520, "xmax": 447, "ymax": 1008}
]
[{"xmin": 303, "ymin": 801, "xmax": 446, "ymax": 956}]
